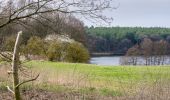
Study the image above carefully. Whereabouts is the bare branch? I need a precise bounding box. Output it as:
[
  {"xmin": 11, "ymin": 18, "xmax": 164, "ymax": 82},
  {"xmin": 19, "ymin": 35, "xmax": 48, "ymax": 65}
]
[
  {"xmin": 15, "ymin": 73, "xmax": 40, "ymax": 88},
  {"xmin": 6, "ymin": 86, "xmax": 14, "ymax": 94},
  {"xmin": 0, "ymin": 0, "xmax": 114, "ymax": 28},
  {"xmin": 0, "ymin": 52, "xmax": 12, "ymax": 62}
]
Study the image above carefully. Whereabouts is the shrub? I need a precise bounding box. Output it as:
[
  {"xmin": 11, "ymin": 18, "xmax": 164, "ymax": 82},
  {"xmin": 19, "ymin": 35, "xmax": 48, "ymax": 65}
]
[
  {"xmin": 66, "ymin": 42, "xmax": 90, "ymax": 63},
  {"xmin": 47, "ymin": 41, "xmax": 90, "ymax": 63},
  {"xmin": 25, "ymin": 36, "xmax": 46, "ymax": 55},
  {"xmin": 23, "ymin": 36, "xmax": 90, "ymax": 63},
  {"xmin": 47, "ymin": 41, "xmax": 64, "ymax": 61}
]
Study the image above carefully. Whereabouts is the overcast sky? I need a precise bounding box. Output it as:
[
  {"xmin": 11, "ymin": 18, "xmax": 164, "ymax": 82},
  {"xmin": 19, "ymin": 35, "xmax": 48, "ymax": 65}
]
[{"xmin": 83, "ymin": 0, "xmax": 170, "ymax": 27}]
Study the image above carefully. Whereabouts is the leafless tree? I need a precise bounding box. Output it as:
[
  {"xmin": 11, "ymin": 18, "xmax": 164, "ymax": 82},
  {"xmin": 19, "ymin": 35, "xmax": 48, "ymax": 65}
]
[
  {"xmin": 0, "ymin": 0, "xmax": 114, "ymax": 100},
  {"xmin": 3, "ymin": 31, "xmax": 39, "ymax": 100},
  {"xmin": 0, "ymin": 0, "xmax": 114, "ymax": 29},
  {"xmin": 141, "ymin": 38, "xmax": 153, "ymax": 65},
  {"xmin": 124, "ymin": 38, "xmax": 170, "ymax": 65},
  {"xmin": 153, "ymin": 40, "xmax": 168, "ymax": 65},
  {"xmin": 125, "ymin": 45, "xmax": 141, "ymax": 65}
]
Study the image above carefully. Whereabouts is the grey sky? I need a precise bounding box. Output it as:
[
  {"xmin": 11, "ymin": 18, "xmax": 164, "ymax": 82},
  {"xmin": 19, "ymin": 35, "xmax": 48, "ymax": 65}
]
[{"xmin": 83, "ymin": 0, "xmax": 170, "ymax": 27}]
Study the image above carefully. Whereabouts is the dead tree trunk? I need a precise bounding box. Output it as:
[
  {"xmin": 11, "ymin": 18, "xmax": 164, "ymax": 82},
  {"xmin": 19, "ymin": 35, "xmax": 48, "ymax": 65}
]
[{"xmin": 12, "ymin": 31, "xmax": 22, "ymax": 100}]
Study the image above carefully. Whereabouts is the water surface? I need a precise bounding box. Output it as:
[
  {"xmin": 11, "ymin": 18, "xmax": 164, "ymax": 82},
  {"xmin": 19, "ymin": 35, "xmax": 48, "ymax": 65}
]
[
  {"xmin": 90, "ymin": 56, "xmax": 121, "ymax": 66},
  {"xmin": 90, "ymin": 56, "xmax": 170, "ymax": 66}
]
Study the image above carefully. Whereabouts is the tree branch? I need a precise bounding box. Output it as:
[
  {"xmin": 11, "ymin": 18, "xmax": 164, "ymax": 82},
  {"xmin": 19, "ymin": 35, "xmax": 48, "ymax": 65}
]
[
  {"xmin": 6, "ymin": 86, "xmax": 14, "ymax": 94},
  {"xmin": 0, "ymin": 0, "xmax": 114, "ymax": 29},
  {"xmin": 15, "ymin": 73, "xmax": 40, "ymax": 88}
]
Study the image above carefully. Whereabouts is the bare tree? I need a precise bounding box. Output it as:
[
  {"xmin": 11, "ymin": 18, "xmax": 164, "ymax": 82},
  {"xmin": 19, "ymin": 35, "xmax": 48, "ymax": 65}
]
[
  {"xmin": 5, "ymin": 31, "xmax": 39, "ymax": 100},
  {"xmin": 0, "ymin": 0, "xmax": 114, "ymax": 29},
  {"xmin": 141, "ymin": 38, "xmax": 153, "ymax": 65},
  {"xmin": 125, "ymin": 45, "xmax": 141, "ymax": 65},
  {"xmin": 11, "ymin": 31, "xmax": 22, "ymax": 100},
  {"xmin": 124, "ymin": 38, "xmax": 170, "ymax": 65},
  {"xmin": 0, "ymin": 1, "xmax": 114, "ymax": 100},
  {"xmin": 153, "ymin": 40, "xmax": 168, "ymax": 65}
]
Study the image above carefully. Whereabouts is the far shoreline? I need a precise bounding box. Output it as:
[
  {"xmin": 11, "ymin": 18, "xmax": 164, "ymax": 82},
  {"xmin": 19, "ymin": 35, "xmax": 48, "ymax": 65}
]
[{"xmin": 90, "ymin": 52, "xmax": 124, "ymax": 57}]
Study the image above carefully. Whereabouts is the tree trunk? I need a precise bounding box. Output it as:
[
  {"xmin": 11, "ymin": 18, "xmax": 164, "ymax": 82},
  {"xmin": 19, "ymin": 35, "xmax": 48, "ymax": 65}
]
[{"xmin": 12, "ymin": 31, "xmax": 22, "ymax": 100}]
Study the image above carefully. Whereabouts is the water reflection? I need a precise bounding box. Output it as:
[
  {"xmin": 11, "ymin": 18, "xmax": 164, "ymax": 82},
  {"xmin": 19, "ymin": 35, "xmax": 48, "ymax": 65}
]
[{"xmin": 90, "ymin": 56, "xmax": 170, "ymax": 66}]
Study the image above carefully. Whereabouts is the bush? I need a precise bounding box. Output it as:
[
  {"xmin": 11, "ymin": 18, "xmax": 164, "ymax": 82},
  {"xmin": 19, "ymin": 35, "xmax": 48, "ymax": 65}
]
[
  {"xmin": 47, "ymin": 41, "xmax": 90, "ymax": 63},
  {"xmin": 47, "ymin": 41, "xmax": 64, "ymax": 61},
  {"xmin": 22, "ymin": 36, "xmax": 90, "ymax": 63},
  {"xmin": 66, "ymin": 42, "xmax": 90, "ymax": 63},
  {"xmin": 25, "ymin": 36, "xmax": 46, "ymax": 55}
]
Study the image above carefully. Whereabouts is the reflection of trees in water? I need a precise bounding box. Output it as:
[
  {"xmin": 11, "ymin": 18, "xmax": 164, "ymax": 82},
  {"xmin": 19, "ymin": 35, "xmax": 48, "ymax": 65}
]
[
  {"xmin": 121, "ymin": 38, "xmax": 170, "ymax": 65},
  {"xmin": 120, "ymin": 56, "xmax": 170, "ymax": 65}
]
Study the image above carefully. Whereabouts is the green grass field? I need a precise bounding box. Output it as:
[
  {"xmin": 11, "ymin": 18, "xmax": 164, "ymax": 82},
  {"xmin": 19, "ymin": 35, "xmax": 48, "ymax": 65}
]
[
  {"xmin": 1, "ymin": 61, "xmax": 170, "ymax": 97},
  {"xmin": 26, "ymin": 61, "xmax": 170, "ymax": 95}
]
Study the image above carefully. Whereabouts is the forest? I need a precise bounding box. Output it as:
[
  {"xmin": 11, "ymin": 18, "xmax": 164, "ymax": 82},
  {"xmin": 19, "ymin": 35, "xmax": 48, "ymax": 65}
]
[
  {"xmin": 2, "ymin": 20, "xmax": 170, "ymax": 56},
  {"xmin": 86, "ymin": 27, "xmax": 170, "ymax": 54}
]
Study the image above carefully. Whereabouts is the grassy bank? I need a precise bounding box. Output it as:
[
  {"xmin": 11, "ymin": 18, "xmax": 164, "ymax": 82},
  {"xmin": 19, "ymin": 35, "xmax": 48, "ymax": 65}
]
[{"xmin": 1, "ymin": 61, "xmax": 170, "ymax": 99}]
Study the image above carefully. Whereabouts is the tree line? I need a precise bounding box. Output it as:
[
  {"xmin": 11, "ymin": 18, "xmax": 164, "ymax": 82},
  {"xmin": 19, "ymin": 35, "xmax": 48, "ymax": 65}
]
[
  {"xmin": 86, "ymin": 27, "xmax": 170, "ymax": 54},
  {"xmin": 120, "ymin": 38, "xmax": 170, "ymax": 65},
  {"xmin": 0, "ymin": 12, "xmax": 86, "ymax": 46}
]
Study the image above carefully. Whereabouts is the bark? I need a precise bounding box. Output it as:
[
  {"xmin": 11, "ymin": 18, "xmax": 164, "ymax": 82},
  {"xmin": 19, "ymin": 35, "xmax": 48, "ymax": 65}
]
[{"xmin": 12, "ymin": 31, "xmax": 22, "ymax": 100}]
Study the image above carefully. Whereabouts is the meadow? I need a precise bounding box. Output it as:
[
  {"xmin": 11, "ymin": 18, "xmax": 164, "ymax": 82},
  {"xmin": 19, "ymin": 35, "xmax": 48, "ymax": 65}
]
[{"xmin": 1, "ymin": 61, "xmax": 170, "ymax": 99}]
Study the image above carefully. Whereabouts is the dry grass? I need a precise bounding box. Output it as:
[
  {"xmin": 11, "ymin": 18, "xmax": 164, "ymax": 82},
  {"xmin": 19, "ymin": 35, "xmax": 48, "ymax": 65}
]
[{"xmin": 1, "ymin": 61, "xmax": 170, "ymax": 100}]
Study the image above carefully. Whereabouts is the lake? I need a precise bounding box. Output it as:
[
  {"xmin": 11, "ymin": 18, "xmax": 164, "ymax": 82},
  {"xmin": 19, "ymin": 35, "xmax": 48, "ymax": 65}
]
[
  {"xmin": 90, "ymin": 56, "xmax": 122, "ymax": 66},
  {"xmin": 90, "ymin": 56, "xmax": 170, "ymax": 66}
]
